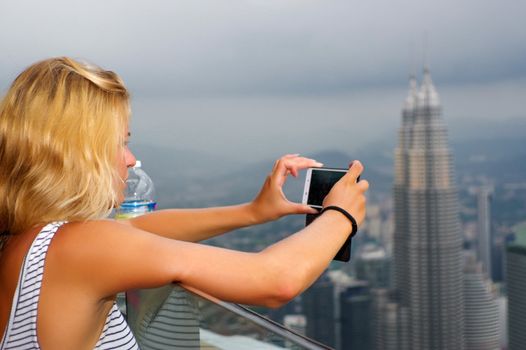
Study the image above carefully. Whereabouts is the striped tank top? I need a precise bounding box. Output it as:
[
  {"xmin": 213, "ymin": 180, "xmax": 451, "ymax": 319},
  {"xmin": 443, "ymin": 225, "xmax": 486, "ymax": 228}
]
[{"xmin": 0, "ymin": 222, "xmax": 139, "ymax": 350}]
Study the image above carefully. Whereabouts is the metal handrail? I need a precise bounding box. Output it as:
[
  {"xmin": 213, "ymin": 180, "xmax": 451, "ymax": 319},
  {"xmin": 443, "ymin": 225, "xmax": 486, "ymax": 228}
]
[{"xmin": 178, "ymin": 283, "xmax": 333, "ymax": 350}]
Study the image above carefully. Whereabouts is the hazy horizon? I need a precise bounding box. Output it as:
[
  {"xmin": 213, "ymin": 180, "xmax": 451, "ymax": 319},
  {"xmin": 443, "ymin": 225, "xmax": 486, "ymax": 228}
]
[{"xmin": 129, "ymin": 79, "xmax": 526, "ymax": 160}]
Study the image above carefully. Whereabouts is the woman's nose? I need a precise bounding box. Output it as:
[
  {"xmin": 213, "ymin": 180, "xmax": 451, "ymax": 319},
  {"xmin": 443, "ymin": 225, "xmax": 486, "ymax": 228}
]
[{"xmin": 126, "ymin": 148, "xmax": 137, "ymax": 168}]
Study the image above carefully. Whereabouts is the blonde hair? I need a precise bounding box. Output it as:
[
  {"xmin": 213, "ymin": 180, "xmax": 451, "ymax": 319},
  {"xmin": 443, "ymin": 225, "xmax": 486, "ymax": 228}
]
[{"xmin": 0, "ymin": 57, "xmax": 130, "ymax": 244}]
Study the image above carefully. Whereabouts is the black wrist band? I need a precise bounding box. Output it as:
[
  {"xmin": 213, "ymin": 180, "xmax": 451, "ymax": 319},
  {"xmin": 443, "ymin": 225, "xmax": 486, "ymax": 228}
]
[{"xmin": 321, "ymin": 206, "xmax": 358, "ymax": 237}]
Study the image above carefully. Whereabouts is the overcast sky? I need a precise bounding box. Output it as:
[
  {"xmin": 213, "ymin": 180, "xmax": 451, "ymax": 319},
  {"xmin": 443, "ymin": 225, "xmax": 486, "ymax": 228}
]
[{"xmin": 1, "ymin": 0, "xmax": 525, "ymax": 160}]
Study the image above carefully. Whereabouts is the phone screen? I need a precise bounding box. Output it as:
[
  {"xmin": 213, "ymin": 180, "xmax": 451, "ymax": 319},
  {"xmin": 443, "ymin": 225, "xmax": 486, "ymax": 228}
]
[{"xmin": 305, "ymin": 168, "xmax": 347, "ymax": 208}]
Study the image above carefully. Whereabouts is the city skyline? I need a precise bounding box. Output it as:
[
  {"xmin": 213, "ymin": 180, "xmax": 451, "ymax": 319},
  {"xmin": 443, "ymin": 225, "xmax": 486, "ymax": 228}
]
[{"xmin": 294, "ymin": 66, "xmax": 513, "ymax": 349}]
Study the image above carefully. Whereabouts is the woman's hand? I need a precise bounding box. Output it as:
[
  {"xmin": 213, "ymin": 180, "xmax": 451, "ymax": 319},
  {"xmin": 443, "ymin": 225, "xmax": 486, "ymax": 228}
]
[
  {"xmin": 322, "ymin": 161, "xmax": 369, "ymax": 226},
  {"xmin": 250, "ymin": 154, "xmax": 323, "ymax": 223}
]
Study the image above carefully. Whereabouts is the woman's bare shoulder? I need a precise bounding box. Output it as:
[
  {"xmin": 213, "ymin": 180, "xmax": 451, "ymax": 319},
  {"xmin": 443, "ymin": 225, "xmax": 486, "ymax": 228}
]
[
  {"xmin": 59, "ymin": 219, "xmax": 127, "ymax": 234},
  {"xmin": 50, "ymin": 219, "xmax": 163, "ymax": 274},
  {"xmin": 48, "ymin": 219, "xmax": 182, "ymax": 297},
  {"xmin": 54, "ymin": 219, "xmax": 138, "ymax": 249}
]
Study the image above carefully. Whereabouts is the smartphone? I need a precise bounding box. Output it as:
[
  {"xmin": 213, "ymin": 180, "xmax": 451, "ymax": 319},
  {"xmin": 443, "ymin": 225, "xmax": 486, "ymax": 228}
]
[{"xmin": 302, "ymin": 167, "xmax": 353, "ymax": 262}]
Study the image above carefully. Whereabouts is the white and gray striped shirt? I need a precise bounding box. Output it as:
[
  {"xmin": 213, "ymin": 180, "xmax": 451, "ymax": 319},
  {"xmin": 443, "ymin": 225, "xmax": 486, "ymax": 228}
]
[{"xmin": 0, "ymin": 222, "xmax": 139, "ymax": 350}]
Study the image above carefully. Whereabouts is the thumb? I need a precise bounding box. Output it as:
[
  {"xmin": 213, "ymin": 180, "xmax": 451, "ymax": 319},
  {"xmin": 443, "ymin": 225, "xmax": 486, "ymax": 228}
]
[{"xmin": 291, "ymin": 203, "xmax": 320, "ymax": 215}]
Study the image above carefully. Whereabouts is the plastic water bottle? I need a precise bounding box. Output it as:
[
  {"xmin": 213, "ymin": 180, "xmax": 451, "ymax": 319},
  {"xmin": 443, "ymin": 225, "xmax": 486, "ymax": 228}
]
[
  {"xmin": 115, "ymin": 160, "xmax": 157, "ymax": 219},
  {"xmin": 114, "ymin": 160, "xmax": 156, "ymax": 315}
]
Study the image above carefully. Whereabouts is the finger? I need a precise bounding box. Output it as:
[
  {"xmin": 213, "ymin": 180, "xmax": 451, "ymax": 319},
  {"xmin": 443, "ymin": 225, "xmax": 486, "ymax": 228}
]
[
  {"xmin": 271, "ymin": 157, "xmax": 322, "ymax": 184},
  {"xmin": 272, "ymin": 156, "xmax": 295, "ymax": 173},
  {"xmin": 282, "ymin": 159, "xmax": 320, "ymax": 181},
  {"xmin": 285, "ymin": 157, "xmax": 323, "ymax": 171},
  {"xmin": 357, "ymin": 179, "xmax": 370, "ymax": 191},
  {"xmin": 272, "ymin": 155, "xmax": 299, "ymax": 175},
  {"xmin": 308, "ymin": 159, "xmax": 324, "ymax": 168},
  {"xmin": 272, "ymin": 159, "xmax": 280, "ymax": 173},
  {"xmin": 277, "ymin": 155, "xmax": 322, "ymax": 169},
  {"xmin": 270, "ymin": 159, "xmax": 293, "ymax": 188},
  {"xmin": 290, "ymin": 203, "xmax": 320, "ymax": 215},
  {"xmin": 346, "ymin": 160, "xmax": 364, "ymax": 182},
  {"xmin": 289, "ymin": 166, "xmax": 299, "ymax": 178},
  {"xmin": 283, "ymin": 153, "xmax": 300, "ymax": 159}
]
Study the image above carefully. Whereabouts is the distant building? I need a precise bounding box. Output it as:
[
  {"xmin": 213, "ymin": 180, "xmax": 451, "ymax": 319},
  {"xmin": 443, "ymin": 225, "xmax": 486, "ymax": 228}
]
[
  {"xmin": 506, "ymin": 230, "xmax": 526, "ymax": 350},
  {"xmin": 340, "ymin": 282, "xmax": 372, "ymax": 350},
  {"xmin": 283, "ymin": 315, "xmax": 306, "ymax": 335},
  {"xmin": 492, "ymin": 232, "xmax": 515, "ymax": 283},
  {"xmin": 128, "ymin": 285, "xmax": 201, "ymax": 349},
  {"xmin": 491, "ymin": 235, "xmax": 505, "ymax": 282},
  {"xmin": 302, "ymin": 273, "xmax": 337, "ymax": 348},
  {"xmin": 283, "ymin": 315, "xmax": 307, "ymax": 350},
  {"xmin": 477, "ymin": 186, "xmax": 493, "ymax": 278},
  {"xmin": 355, "ymin": 244, "xmax": 391, "ymax": 289},
  {"xmin": 390, "ymin": 67, "xmax": 465, "ymax": 349},
  {"xmin": 302, "ymin": 271, "xmax": 370, "ymax": 350},
  {"xmin": 463, "ymin": 253, "xmax": 499, "ymax": 350},
  {"xmin": 371, "ymin": 289, "xmax": 407, "ymax": 350},
  {"xmin": 496, "ymin": 296, "xmax": 508, "ymax": 349},
  {"xmin": 265, "ymin": 293, "xmax": 302, "ymax": 326}
]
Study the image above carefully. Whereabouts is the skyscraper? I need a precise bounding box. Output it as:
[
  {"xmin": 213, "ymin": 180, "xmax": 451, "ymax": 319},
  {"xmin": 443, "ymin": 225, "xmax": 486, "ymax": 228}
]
[
  {"xmin": 506, "ymin": 231, "xmax": 526, "ymax": 350},
  {"xmin": 463, "ymin": 253, "xmax": 499, "ymax": 350},
  {"xmin": 340, "ymin": 282, "xmax": 372, "ymax": 350},
  {"xmin": 355, "ymin": 244, "xmax": 391, "ymax": 289},
  {"xmin": 301, "ymin": 271, "xmax": 359, "ymax": 350},
  {"xmin": 372, "ymin": 289, "xmax": 407, "ymax": 350},
  {"xmin": 392, "ymin": 67, "xmax": 465, "ymax": 349},
  {"xmin": 477, "ymin": 186, "xmax": 492, "ymax": 277},
  {"xmin": 301, "ymin": 273, "xmax": 336, "ymax": 348}
]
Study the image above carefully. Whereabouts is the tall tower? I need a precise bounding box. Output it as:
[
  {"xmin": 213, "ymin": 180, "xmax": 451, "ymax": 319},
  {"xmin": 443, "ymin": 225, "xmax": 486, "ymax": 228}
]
[
  {"xmin": 477, "ymin": 186, "xmax": 492, "ymax": 277},
  {"xmin": 506, "ymin": 231, "xmax": 526, "ymax": 350},
  {"xmin": 340, "ymin": 282, "xmax": 373, "ymax": 350},
  {"xmin": 463, "ymin": 253, "xmax": 499, "ymax": 350},
  {"xmin": 392, "ymin": 67, "xmax": 465, "ymax": 349},
  {"xmin": 302, "ymin": 274, "xmax": 336, "ymax": 348}
]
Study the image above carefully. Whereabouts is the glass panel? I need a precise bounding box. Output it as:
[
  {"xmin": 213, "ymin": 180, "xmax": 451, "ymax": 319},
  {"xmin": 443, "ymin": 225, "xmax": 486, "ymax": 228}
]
[{"xmin": 126, "ymin": 284, "xmax": 330, "ymax": 350}]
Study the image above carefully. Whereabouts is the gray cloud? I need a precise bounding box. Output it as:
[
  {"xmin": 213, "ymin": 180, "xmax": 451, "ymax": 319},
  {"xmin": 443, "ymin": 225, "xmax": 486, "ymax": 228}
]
[
  {"xmin": 129, "ymin": 78, "xmax": 526, "ymax": 159},
  {"xmin": 1, "ymin": 0, "xmax": 525, "ymax": 96},
  {"xmin": 0, "ymin": 0, "xmax": 525, "ymax": 160}
]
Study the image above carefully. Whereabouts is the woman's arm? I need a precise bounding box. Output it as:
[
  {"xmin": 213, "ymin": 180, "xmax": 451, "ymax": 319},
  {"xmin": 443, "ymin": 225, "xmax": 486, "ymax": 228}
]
[
  {"xmin": 122, "ymin": 155, "xmax": 322, "ymax": 242},
  {"xmin": 52, "ymin": 161, "xmax": 367, "ymax": 308},
  {"xmin": 121, "ymin": 205, "xmax": 261, "ymax": 242}
]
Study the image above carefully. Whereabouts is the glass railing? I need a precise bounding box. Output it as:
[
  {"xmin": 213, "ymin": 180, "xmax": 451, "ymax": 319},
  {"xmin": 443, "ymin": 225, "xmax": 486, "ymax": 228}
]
[{"xmin": 125, "ymin": 284, "xmax": 332, "ymax": 350}]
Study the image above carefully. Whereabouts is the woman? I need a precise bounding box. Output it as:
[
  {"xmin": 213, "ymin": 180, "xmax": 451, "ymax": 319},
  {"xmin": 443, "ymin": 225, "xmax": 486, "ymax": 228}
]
[{"xmin": 0, "ymin": 57, "xmax": 368, "ymax": 349}]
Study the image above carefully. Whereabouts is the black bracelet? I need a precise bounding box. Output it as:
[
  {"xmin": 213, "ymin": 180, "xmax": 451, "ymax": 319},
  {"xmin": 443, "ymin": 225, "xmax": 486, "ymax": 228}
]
[{"xmin": 321, "ymin": 206, "xmax": 358, "ymax": 237}]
